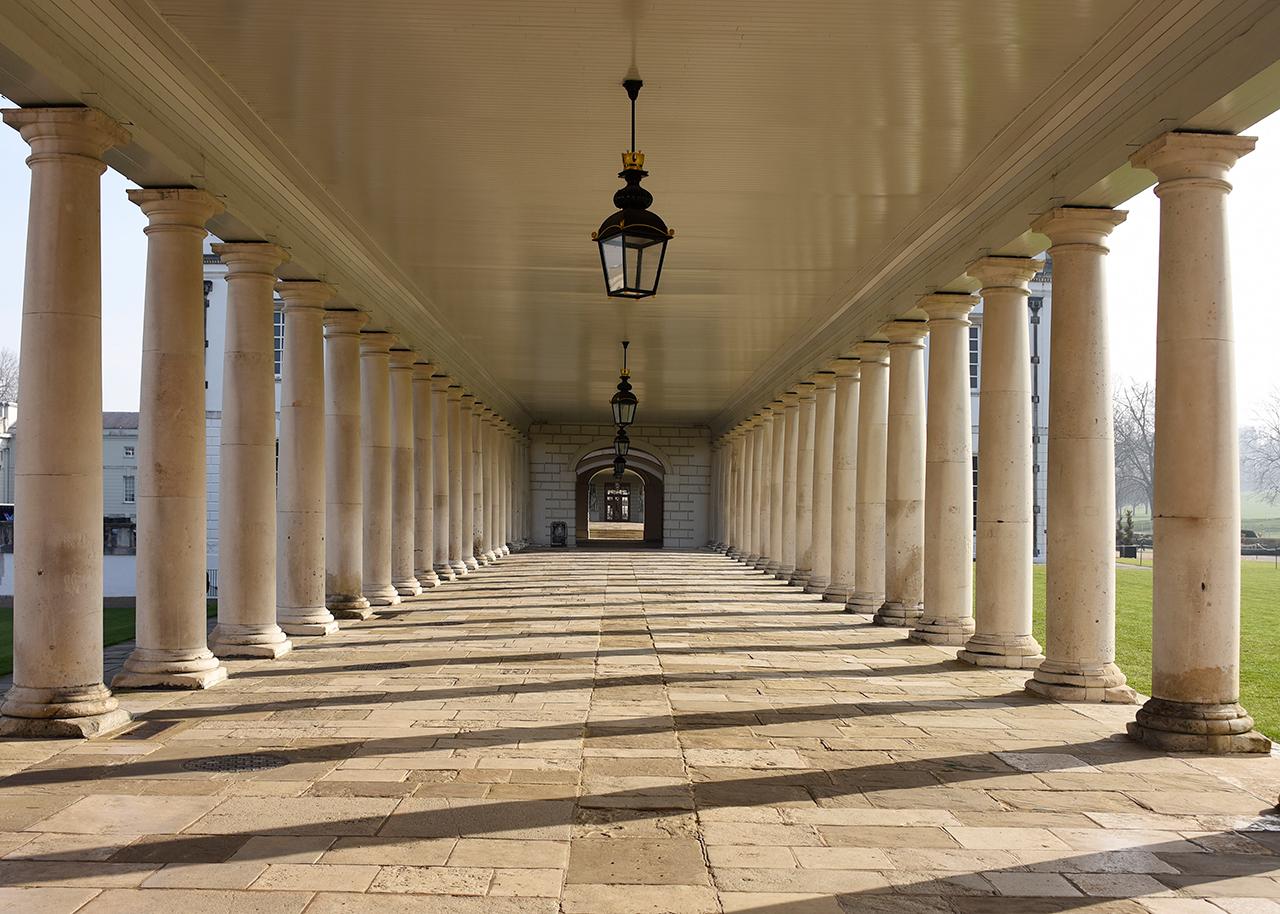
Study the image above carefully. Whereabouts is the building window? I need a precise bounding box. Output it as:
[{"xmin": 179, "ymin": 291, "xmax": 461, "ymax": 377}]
[
  {"xmin": 273, "ymin": 308, "xmax": 285, "ymax": 378},
  {"xmin": 968, "ymin": 325, "xmax": 980, "ymax": 390},
  {"xmin": 123, "ymin": 475, "xmax": 136, "ymax": 504},
  {"xmin": 972, "ymin": 454, "xmax": 979, "ymax": 533},
  {"xmin": 123, "ymin": 445, "xmax": 135, "ymax": 458}
]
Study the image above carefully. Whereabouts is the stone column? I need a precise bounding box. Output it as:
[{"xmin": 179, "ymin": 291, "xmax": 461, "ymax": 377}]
[
  {"xmin": 480, "ymin": 410, "xmax": 498, "ymax": 563},
  {"xmin": 726, "ymin": 429, "xmax": 743, "ymax": 559},
  {"xmin": 323, "ymin": 309, "xmax": 372, "ymax": 619},
  {"xmin": 448, "ymin": 386, "xmax": 469, "ymax": 575},
  {"xmin": 825, "ymin": 357, "xmax": 861, "ymax": 603},
  {"xmin": 212, "ymin": 245, "xmax": 311, "ymax": 650},
  {"xmin": 1027, "ymin": 207, "xmax": 1134, "ymax": 702},
  {"xmin": 876, "ymin": 321, "xmax": 929, "ymax": 627},
  {"xmin": 275, "ymin": 283, "xmax": 333, "ymax": 638},
  {"xmin": 112, "ymin": 189, "xmax": 230, "ymax": 687},
  {"xmin": 431, "ymin": 375, "xmax": 456, "ymax": 581},
  {"xmin": 960, "ymin": 256, "xmax": 1044, "ymax": 668},
  {"xmin": 0, "ymin": 108, "xmax": 133, "ymax": 737},
  {"xmin": 754, "ymin": 410, "xmax": 774, "ymax": 570},
  {"xmin": 1126, "ymin": 132, "xmax": 1268, "ymax": 752},
  {"xmin": 806, "ymin": 371, "xmax": 837, "ymax": 595},
  {"xmin": 389, "ymin": 348, "xmax": 421, "ymax": 597},
  {"xmin": 766, "ymin": 401, "xmax": 786, "ymax": 575},
  {"xmin": 912, "ymin": 293, "xmax": 979, "ymax": 645},
  {"xmin": 497, "ymin": 424, "xmax": 511, "ymax": 556},
  {"xmin": 792, "ymin": 382, "xmax": 817, "ymax": 586},
  {"xmin": 743, "ymin": 418, "xmax": 760, "ymax": 564},
  {"xmin": 777, "ymin": 393, "xmax": 800, "ymax": 580},
  {"xmin": 360, "ymin": 331, "xmax": 400, "ymax": 606},
  {"xmin": 460, "ymin": 394, "xmax": 480, "ymax": 570},
  {"xmin": 413, "ymin": 362, "xmax": 440, "ymax": 588},
  {"xmin": 850, "ymin": 343, "xmax": 889, "ymax": 613}
]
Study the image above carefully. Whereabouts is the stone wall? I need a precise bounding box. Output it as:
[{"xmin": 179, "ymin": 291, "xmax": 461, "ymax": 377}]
[{"xmin": 529, "ymin": 423, "xmax": 710, "ymax": 548}]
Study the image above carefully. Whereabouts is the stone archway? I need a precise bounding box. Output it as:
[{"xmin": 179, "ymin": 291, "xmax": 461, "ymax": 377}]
[{"xmin": 574, "ymin": 447, "xmax": 664, "ymax": 547}]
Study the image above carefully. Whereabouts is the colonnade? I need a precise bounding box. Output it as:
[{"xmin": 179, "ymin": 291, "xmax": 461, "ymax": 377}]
[
  {"xmin": 710, "ymin": 129, "xmax": 1270, "ymax": 754},
  {"xmin": 0, "ymin": 106, "xmax": 532, "ymax": 738}
]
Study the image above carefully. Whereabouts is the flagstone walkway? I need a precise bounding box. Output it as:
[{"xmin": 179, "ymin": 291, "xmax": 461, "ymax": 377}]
[{"xmin": 1, "ymin": 549, "xmax": 1279, "ymax": 913}]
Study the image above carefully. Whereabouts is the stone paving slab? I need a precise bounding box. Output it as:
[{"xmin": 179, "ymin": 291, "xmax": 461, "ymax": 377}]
[{"xmin": 0, "ymin": 549, "xmax": 1279, "ymax": 913}]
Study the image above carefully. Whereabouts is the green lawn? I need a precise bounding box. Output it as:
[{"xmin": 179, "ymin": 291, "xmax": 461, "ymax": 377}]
[
  {"xmin": 0, "ymin": 603, "xmax": 217, "ymax": 678},
  {"xmin": 1032, "ymin": 560, "xmax": 1280, "ymax": 740},
  {"xmin": 1123, "ymin": 493, "xmax": 1280, "ymax": 537}
]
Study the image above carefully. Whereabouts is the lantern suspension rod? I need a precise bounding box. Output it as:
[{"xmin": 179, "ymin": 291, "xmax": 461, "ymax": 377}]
[
  {"xmin": 624, "ymin": 78, "xmax": 643, "ymax": 153},
  {"xmin": 621, "ymin": 339, "xmax": 630, "ymax": 374}
]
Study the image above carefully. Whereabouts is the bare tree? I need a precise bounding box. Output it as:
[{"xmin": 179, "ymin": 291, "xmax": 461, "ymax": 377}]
[
  {"xmin": 1242, "ymin": 389, "xmax": 1280, "ymax": 504},
  {"xmin": 1114, "ymin": 379, "xmax": 1155, "ymax": 512},
  {"xmin": 0, "ymin": 348, "xmax": 17, "ymax": 402}
]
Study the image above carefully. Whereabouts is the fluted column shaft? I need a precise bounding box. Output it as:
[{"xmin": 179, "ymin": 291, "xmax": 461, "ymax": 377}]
[
  {"xmin": 432, "ymin": 376, "xmax": 457, "ymax": 580},
  {"xmin": 113, "ymin": 189, "xmax": 231, "ymax": 686},
  {"xmin": 1027, "ymin": 207, "xmax": 1133, "ymax": 703},
  {"xmin": 961, "ymin": 256, "xmax": 1044, "ymax": 668},
  {"xmin": 389, "ymin": 349, "xmax": 421, "ymax": 597},
  {"xmin": 792, "ymin": 383, "xmax": 817, "ymax": 585},
  {"xmin": 912, "ymin": 294, "xmax": 979, "ymax": 645},
  {"xmin": 778, "ymin": 394, "xmax": 800, "ymax": 579},
  {"xmin": 876, "ymin": 323, "xmax": 928, "ymax": 626},
  {"xmin": 360, "ymin": 332, "xmax": 400, "ymax": 606},
  {"xmin": 850, "ymin": 343, "xmax": 889, "ymax": 612},
  {"xmin": 323, "ymin": 310, "xmax": 371, "ymax": 618},
  {"xmin": 1126, "ymin": 132, "xmax": 1268, "ymax": 752},
  {"xmin": 448, "ymin": 387, "xmax": 469, "ymax": 575},
  {"xmin": 806, "ymin": 372, "xmax": 837, "ymax": 594},
  {"xmin": 413, "ymin": 364, "xmax": 440, "ymax": 588},
  {"xmin": 825, "ymin": 358, "xmax": 860, "ymax": 603},
  {"xmin": 0, "ymin": 108, "xmax": 133, "ymax": 737},
  {"xmin": 276, "ymin": 284, "xmax": 332, "ymax": 635}
]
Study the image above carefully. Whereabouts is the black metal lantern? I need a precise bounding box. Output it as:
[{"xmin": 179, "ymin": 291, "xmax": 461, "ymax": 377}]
[
  {"xmin": 613, "ymin": 427, "xmax": 630, "ymax": 459},
  {"xmin": 612, "ymin": 455, "xmax": 627, "ymax": 478},
  {"xmin": 610, "ymin": 340, "xmax": 638, "ymax": 427},
  {"xmin": 592, "ymin": 78, "xmax": 673, "ymax": 299}
]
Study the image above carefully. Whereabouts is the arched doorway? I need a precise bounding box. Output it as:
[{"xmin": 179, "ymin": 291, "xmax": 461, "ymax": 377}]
[{"xmin": 574, "ymin": 447, "xmax": 664, "ymax": 547}]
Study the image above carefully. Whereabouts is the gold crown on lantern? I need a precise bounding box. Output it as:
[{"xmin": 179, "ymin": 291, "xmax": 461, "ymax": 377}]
[{"xmin": 621, "ymin": 150, "xmax": 646, "ymax": 170}]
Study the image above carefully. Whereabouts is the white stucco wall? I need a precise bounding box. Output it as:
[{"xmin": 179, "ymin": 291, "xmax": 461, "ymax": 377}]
[{"xmin": 529, "ymin": 423, "xmax": 710, "ymax": 549}]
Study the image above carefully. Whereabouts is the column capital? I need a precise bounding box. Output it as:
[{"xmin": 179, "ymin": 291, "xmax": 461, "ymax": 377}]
[
  {"xmin": 852, "ymin": 341, "xmax": 889, "ymax": 364},
  {"xmin": 212, "ymin": 242, "xmax": 289, "ymax": 276},
  {"xmin": 389, "ymin": 348, "xmax": 416, "ymax": 370},
  {"xmin": 412, "ymin": 361, "xmax": 435, "ymax": 381},
  {"xmin": 830, "ymin": 356, "xmax": 861, "ymax": 378},
  {"xmin": 1130, "ymin": 131, "xmax": 1256, "ymax": 185},
  {"xmin": 1031, "ymin": 206, "xmax": 1127, "ymax": 250},
  {"xmin": 277, "ymin": 281, "xmax": 335, "ymax": 312},
  {"xmin": 919, "ymin": 292, "xmax": 978, "ymax": 322},
  {"xmin": 460, "ymin": 392, "xmax": 477, "ymax": 409},
  {"xmin": 883, "ymin": 320, "xmax": 929, "ymax": 348},
  {"xmin": 782, "ymin": 391, "xmax": 800, "ymax": 408},
  {"xmin": 3, "ymin": 106, "xmax": 130, "ymax": 161},
  {"xmin": 431, "ymin": 372, "xmax": 453, "ymax": 391},
  {"xmin": 966, "ymin": 255, "xmax": 1040, "ymax": 291},
  {"xmin": 323, "ymin": 308, "xmax": 367, "ymax": 335},
  {"xmin": 796, "ymin": 380, "xmax": 817, "ymax": 400},
  {"xmin": 812, "ymin": 369, "xmax": 837, "ymax": 390},
  {"xmin": 447, "ymin": 384, "xmax": 463, "ymax": 401},
  {"xmin": 127, "ymin": 188, "xmax": 223, "ymax": 231},
  {"xmin": 359, "ymin": 330, "xmax": 396, "ymax": 355}
]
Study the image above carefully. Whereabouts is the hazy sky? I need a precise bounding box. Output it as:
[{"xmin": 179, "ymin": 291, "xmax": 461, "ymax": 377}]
[{"xmin": 0, "ymin": 104, "xmax": 1276, "ymax": 421}]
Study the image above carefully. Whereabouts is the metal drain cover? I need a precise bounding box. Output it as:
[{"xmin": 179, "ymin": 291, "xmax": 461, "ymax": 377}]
[
  {"xmin": 345, "ymin": 662, "xmax": 410, "ymax": 672},
  {"xmin": 182, "ymin": 753, "xmax": 289, "ymax": 773}
]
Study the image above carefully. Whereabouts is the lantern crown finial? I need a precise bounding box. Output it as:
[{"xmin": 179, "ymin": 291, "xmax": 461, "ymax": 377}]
[{"xmin": 622, "ymin": 150, "xmax": 646, "ymax": 171}]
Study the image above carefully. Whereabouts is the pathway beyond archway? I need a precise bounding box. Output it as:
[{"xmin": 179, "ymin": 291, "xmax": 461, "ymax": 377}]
[{"xmin": 1, "ymin": 549, "xmax": 1277, "ymax": 912}]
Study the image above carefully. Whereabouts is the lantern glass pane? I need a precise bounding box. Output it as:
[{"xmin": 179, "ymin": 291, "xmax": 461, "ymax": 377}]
[{"xmin": 602, "ymin": 236, "xmax": 626, "ymax": 293}]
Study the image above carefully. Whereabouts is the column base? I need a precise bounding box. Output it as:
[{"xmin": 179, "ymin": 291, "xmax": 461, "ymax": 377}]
[
  {"xmin": 112, "ymin": 648, "xmax": 228, "ymax": 690},
  {"xmin": 394, "ymin": 577, "xmax": 423, "ymax": 597},
  {"xmin": 451, "ymin": 560, "xmax": 469, "ymax": 577},
  {"xmin": 752, "ymin": 557, "xmax": 771, "ymax": 572},
  {"xmin": 789, "ymin": 569, "xmax": 810, "ymax": 588},
  {"xmin": 463, "ymin": 556, "xmax": 480, "ymax": 571},
  {"xmin": 328, "ymin": 593, "xmax": 373, "ymax": 620},
  {"xmin": 909, "ymin": 617, "xmax": 975, "ymax": 646},
  {"xmin": 279, "ymin": 606, "xmax": 339, "ymax": 636},
  {"xmin": 804, "ymin": 576, "xmax": 830, "ymax": 595},
  {"xmin": 417, "ymin": 569, "xmax": 442, "ymax": 589},
  {"xmin": 846, "ymin": 591, "xmax": 884, "ymax": 614},
  {"xmin": 1025, "ymin": 661, "xmax": 1137, "ymax": 704},
  {"xmin": 742, "ymin": 552, "xmax": 759, "ymax": 566},
  {"xmin": 1127, "ymin": 698, "xmax": 1272, "ymax": 754},
  {"xmin": 957, "ymin": 633, "xmax": 1044, "ymax": 669},
  {"xmin": 823, "ymin": 583, "xmax": 854, "ymax": 603},
  {"xmin": 763, "ymin": 559, "xmax": 782, "ymax": 575},
  {"xmin": 774, "ymin": 564, "xmax": 795, "ymax": 581},
  {"xmin": 281, "ymin": 619, "xmax": 340, "ymax": 637},
  {"xmin": 1, "ymin": 679, "xmax": 132, "ymax": 735},
  {"xmin": 363, "ymin": 586, "xmax": 402, "ymax": 607},
  {"xmin": 726, "ymin": 548, "xmax": 741, "ymax": 560},
  {"xmin": 874, "ymin": 601, "xmax": 923, "ymax": 627},
  {"xmin": 500, "ymin": 544, "xmax": 511, "ymax": 556},
  {"xmin": 481, "ymin": 550, "xmax": 498, "ymax": 564},
  {"xmin": 434, "ymin": 563, "xmax": 458, "ymax": 583},
  {"xmin": 209, "ymin": 624, "xmax": 294, "ymax": 660}
]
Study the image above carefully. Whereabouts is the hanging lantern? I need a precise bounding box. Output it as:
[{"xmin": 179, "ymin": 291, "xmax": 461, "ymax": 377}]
[
  {"xmin": 610, "ymin": 340, "xmax": 638, "ymax": 427},
  {"xmin": 592, "ymin": 78, "xmax": 673, "ymax": 298},
  {"xmin": 612, "ymin": 455, "xmax": 627, "ymax": 478},
  {"xmin": 613, "ymin": 427, "xmax": 630, "ymax": 458}
]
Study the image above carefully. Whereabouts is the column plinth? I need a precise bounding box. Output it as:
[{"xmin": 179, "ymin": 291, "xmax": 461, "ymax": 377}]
[
  {"xmin": 323, "ymin": 309, "xmax": 373, "ymax": 620},
  {"xmin": 960, "ymin": 257, "xmax": 1044, "ymax": 669},
  {"xmin": 848, "ymin": 342, "xmax": 889, "ymax": 613},
  {"xmin": 876, "ymin": 322, "xmax": 928, "ymax": 627},
  {"xmin": 361, "ymin": 331, "xmax": 401, "ymax": 606},
  {"xmin": 1124, "ymin": 132, "xmax": 1269, "ymax": 752},
  {"xmin": 389, "ymin": 349, "xmax": 422, "ymax": 597},
  {"xmin": 911, "ymin": 294, "xmax": 979, "ymax": 646},
  {"xmin": 806, "ymin": 372, "xmax": 837, "ymax": 594},
  {"xmin": 825, "ymin": 358, "xmax": 860, "ymax": 603}
]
